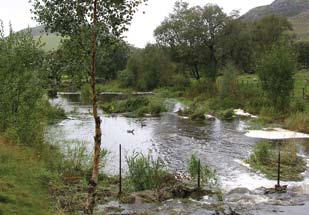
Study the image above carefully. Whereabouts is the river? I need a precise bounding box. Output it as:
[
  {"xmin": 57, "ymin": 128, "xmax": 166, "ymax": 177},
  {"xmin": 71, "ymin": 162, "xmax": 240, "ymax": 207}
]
[{"xmin": 47, "ymin": 93, "xmax": 309, "ymax": 215}]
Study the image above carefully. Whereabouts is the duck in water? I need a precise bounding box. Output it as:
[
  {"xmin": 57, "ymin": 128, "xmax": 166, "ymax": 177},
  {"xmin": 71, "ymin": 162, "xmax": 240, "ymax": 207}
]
[{"xmin": 127, "ymin": 129, "xmax": 135, "ymax": 135}]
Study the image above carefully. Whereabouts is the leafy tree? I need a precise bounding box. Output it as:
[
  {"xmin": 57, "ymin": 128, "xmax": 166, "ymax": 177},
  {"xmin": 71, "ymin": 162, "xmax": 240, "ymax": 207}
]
[
  {"xmin": 120, "ymin": 44, "xmax": 175, "ymax": 90},
  {"xmin": 295, "ymin": 40, "xmax": 309, "ymax": 69},
  {"xmin": 253, "ymin": 15, "xmax": 293, "ymax": 55},
  {"xmin": 0, "ymin": 26, "xmax": 45, "ymax": 145},
  {"xmin": 31, "ymin": 0, "xmax": 147, "ymax": 213},
  {"xmin": 96, "ymin": 37, "xmax": 129, "ymax": 81},
  {"xmin": 257, "ymin": 43, "xmax": 296, "ymax": 111},
  {"xmin": 221, "ymin": 18, "xmax": 255, "ymax": 73},
  {"xmin": 155, "ymin": 1, "xmax": 228, "ymax": 81}
]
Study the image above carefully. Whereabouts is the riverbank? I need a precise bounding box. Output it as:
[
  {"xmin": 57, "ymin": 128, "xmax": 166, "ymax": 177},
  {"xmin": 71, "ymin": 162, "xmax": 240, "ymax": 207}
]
[{"xmin": 0, "ymin": 138, "xmax": 59, "ymax": 215}]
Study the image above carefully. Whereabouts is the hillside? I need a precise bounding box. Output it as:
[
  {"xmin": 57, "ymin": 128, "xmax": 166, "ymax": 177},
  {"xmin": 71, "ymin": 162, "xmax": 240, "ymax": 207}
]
[
  {"xmin": 242, "ymin": 0, "xmax": 309, "ymax": 21},
  {"xmin": 242, "ymin": 0, "xmax": 309, "ymax": 40},
  {"xmin": 289, "ymin": 10, "xmax": 309, "ymax": 40},
  {"xmin": 20, "ymin": 25, "xmax": 62, "ymax": 51}
]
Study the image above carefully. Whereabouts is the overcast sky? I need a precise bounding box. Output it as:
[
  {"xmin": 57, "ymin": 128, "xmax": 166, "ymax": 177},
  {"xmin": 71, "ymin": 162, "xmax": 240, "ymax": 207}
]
[{"xmin": 0, "ymin": 0, "xmax": 273, "ymax": 47}]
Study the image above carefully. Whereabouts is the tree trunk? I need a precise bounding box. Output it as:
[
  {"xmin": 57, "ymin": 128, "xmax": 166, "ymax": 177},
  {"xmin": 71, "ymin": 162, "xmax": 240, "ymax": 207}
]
[
  {"xmin": 192, "ymin": 64, "xmax": 200, "ymax": 80},
  {"xmin": 84, "ymin": 0, "xmax": 101, "ymax": 214}
]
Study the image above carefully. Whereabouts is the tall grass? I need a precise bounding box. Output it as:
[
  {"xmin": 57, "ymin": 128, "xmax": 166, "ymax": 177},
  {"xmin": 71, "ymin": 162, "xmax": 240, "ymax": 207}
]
[
  {"xmin": 284, "ymin": 112, "xmax": 309, "ymax": 133},
  {"xmin": 188, "ymin": 154, "xmax": 217, "ymax": 186},
  {"xmin": 126, "ymin": 152, "xmax": 168, "ymax": 191},
  {"xmin": 248, "ymin": 140, "xmax": 306, "ymax": 181}
]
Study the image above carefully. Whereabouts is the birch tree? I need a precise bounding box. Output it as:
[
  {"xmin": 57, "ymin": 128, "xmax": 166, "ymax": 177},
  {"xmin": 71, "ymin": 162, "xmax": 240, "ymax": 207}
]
[{"xmin": 31, "ymin": 0, "xmax": 147, "ymax": 214}]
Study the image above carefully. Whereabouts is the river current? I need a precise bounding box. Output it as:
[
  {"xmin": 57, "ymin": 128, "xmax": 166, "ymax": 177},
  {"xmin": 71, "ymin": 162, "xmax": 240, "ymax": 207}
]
[{"xmin": 47, "ymin": 93, "xmax": 309, "ymax": 214}]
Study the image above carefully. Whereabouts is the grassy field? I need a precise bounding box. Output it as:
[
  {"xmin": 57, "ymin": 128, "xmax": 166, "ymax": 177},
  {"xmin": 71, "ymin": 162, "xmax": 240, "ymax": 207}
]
[
  {"xmin": 0, "ymin": 139, "xmax": 58, "ymax": 215},
  {"xmin": 237, "ymin": 70, "xmax": 309, "ymax": 101}
]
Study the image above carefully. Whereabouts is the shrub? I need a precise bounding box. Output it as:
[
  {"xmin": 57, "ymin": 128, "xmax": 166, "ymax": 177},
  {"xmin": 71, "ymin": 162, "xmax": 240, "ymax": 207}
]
[
  {"xmin": 80, "ymin": 84, "xmax": 92, "ymax": 103},
  {"xmin": 101, "ymin": 96, "xmax": 166, "ymax": 117},
  {"xmin": 126, "ymin": 152, "xmax": 168, "ymax": 191},
  {"xmin": 290, "ymin": 99, "xmax": 306, "ymax": 112},
  {"xmin": 218, "ymin": 64, "xmax": 239, "ymax": 98},
  {"xmin": 119, "ymin": 69, "xmax": 136, "ymax": 88},
  {"xmin": 170, "ymin": 73, "xmax": 191, "ymax": 91},
  {"xmin": 257, "ymin": 43, "xmax": 296, "ymax": 112},
  {"xmin": 218, "ymin": 108, "xmax": 234, "ymax": 120},
  {"xmin": 187, "ymin": 79, "xmax": 216, "ymax": 98}
]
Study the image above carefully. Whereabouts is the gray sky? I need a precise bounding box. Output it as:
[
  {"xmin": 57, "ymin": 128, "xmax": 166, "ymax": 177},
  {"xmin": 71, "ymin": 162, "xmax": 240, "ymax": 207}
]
[{"xmin": 0, "ymin": 0, "xmax": 273, "ymax": 47}]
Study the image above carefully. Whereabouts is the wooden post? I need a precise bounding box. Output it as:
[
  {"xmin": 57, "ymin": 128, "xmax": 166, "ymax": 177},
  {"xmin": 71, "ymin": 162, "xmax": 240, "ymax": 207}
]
[
  {"xmin": 303, "ymin": 88, "xmax": 305, "ymax": 100},
  {"xmin": 197, "ymin": 159, "xmax": 201, "ymax": 188},
  {"xmin": 119, "ymin": 144, "xmax": 122, "ymax": 195}
]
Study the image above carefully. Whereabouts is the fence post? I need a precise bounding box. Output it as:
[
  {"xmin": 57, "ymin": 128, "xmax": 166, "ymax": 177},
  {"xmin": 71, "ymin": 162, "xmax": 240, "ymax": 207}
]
[
  {"xmin": 303, "ymin": 88, "xmax": 305, "ymax": 100},
  {"xmin": 197, "ymin": 159, "xmax": 201, "ymax": 189},
  {"xmin": 119, "ymin": 144, "xmax": 122, "ymax": 195}
]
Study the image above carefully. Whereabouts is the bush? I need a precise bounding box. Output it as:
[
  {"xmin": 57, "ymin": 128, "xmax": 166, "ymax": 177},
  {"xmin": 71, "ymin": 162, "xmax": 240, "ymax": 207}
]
[
  {"xmin": 101, "ymin": 96, "xmax": 166, "ymax": 117},
  {"xmin": 170, "ymin": 73, "xmax": 191, "ymax": 91},
  {"xmin": 119, "ymin": 69, "xmax": 136, "ymax": 88},
  {"xmin": 217, "ymin": 108, "xmax": 234, "ymax": 120},
  {"xmin": 187, "ymin": 79, "xmax": 216, "ymax": 97},
  {"xmin": 218, "ymin": 64, "xmax": 239, "ymax": 98},
  {"xmin": 290, "ymin": 99, "xmax": 306, "ymax": 112},
  {"xmin": 126, "ymin": 152, "xmax": 168, "ymax": 191},
  {"xmin": 45, "ymin": 102, "xmax": 66, "ymax": 124},
  {"xmin": 257, "ymin": 43, "xmax": 296, "ymax": 111}
]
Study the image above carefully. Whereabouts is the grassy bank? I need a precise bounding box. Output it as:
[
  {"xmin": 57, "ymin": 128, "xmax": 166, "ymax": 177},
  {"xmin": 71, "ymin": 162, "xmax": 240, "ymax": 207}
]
[
  {"xmin": 247, "ymin": 140, "xmax": 307, "ymax": 181},
  {"xmin": 0, "ymin": 138, "xmax": 59, "ymax": 215},
  {"xmin": 101, "ymin": 96, "xmax": 167, "ymax": 117}
]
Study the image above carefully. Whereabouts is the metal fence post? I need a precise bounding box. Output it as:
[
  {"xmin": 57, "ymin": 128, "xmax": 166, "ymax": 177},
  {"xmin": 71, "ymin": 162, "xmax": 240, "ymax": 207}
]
[
  {"xmin": 197, "ymin": 159, "xmax": 201, "ymax": 188},
  {"xmin": 119, "ymin": 144, "xmax": 122, "ymax": 195}
]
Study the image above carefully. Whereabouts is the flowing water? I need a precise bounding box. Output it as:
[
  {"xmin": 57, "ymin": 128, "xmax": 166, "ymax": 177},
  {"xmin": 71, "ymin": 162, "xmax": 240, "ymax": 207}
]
[{"xmin": 47, "ymin": 93, "xmax": 309, "ymax": 214}]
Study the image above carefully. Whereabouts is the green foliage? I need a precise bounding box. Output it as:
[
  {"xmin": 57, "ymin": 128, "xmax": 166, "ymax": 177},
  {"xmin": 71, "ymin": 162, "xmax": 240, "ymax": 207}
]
[
  {"xmin": 31, "ymin": 0, "xmax": 147, "ymax": 38},
  {"xmin": 119, "ymin": 69, "xmax": 136, "ymax": 88},
  {"xmin": 218, "ymin": 64, "xmax": 239, "ymax": 98},
  {"xmin": 101, "ymin": 96, "xmax": 166, "ymax": 117},
  {"xmin": 221, "ymin": 19, "xmax": 254, "ymax": 72},
  {"xmin": 284, "ymin": 112, "xmax": 309, "ymax": 133},
  {"xmin": 257, "ymin": 43, "xmax": 296, "ymax": 111},
  {"xmin": 120, "ymin": 44, "xmax": 176, "ymax": 91},
  {"xmin": 126, "ymin": 152, "xmax": 168, "ymax": 191},
  {"xmin": 249, "ymin": 141, "xmax": 273, "ymax": 165},
  {"xmin": 248, "ymin": 141, "xmax": 307, "ymax": 181},
  {"xmin": 58, "ymin": 141, "xmax": 108, "ymax": 179},
  {"xmin": 44, "ymin": 102, "xmax": 67, "ymax": 124},
  {"xmin": 290, "ymin": 98, "xmax": 306, "ymax": 112},
  {"xmin": 187, "ymin": 79, "xmax": 217, "ymax": 98},
  {"xmin": 96, "ymin": 37, "xmax": 130, "ymax": 81},
  {"xmin": 0, "ymin": 141, "xmax": 57, "ymax": 215},
  {"xmin": 253, "ymin": 15, "xmax": 293, "ymax": 54},
  {"xmin": 217, "ymin": 109, "xmax": 235, "ymax": 121},
  {"xmin": 0, "ymin": 28, "xmax": 47, "ymax": 145},
  {"xmin": 188, "ymin": 154, "xmax": 217, "ymax": 186},
  {"xmin": 296, "ymin": 40, "xmax": 309, "ymax": 68},
  {"xmin": 170, "ymin": 73, "xmax": 191, "ymax": 91},
  {"xmin": 155, "ymin": 1, "xmax": 228, "ymax": 80}
]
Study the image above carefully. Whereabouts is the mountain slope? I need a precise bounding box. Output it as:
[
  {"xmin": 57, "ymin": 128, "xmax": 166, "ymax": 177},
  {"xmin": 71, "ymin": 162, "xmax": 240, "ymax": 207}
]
[
  {"xmin": 242, "ymin": 0, "xmax": 309, "ymax": 21},
  {"xmin": 242, "ymin": 0, "xmax": 309, "ymax": 40},
  {"xmin": 289, "ymin": 10, "xmax": 309, "ymax": 40},
  {"xmin": 20, "ymin": 25, "xmax": 61, "ymax": 51}
]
